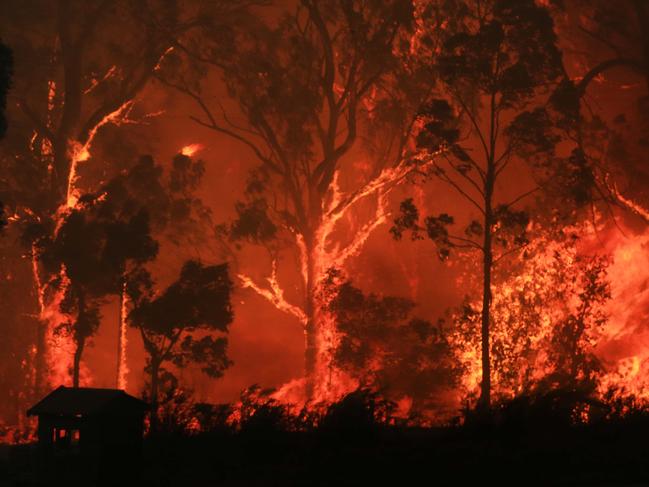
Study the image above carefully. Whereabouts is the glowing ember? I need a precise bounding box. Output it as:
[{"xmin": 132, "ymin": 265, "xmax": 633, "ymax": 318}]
[
  {"xmin": 180, "ymin": 144, "xmax": 203, "ymax": 157},
  {"xmin": 117, "ymin": 282, "xmax": 129, "ymax": 390},
  {"xmin": 611, "ymin": 184, "xmax": 649, "ymax": 223}
]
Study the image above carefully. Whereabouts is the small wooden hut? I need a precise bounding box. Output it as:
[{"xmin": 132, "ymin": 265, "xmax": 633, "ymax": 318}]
[{"xmin": 27, "ymin": 385, "xmax": 147, "ymax": 465}]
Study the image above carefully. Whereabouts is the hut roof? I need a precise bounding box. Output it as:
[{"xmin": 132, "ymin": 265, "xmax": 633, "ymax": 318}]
[{"xmin": 27, "ymin": 386, "xmax": 148, "ymax": 417}]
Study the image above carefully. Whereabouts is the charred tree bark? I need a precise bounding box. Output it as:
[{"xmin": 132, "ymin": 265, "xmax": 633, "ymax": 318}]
[
  {"xmin": 149, "ymin": 358, "xmax": 161, "ymax": 432},
  {"xmin": 175, "ymin": 0, "xmax": 400, "ymax": 404},
  {"xmin": 72, "ymin": 338, "xmax": 84, "ymax": 388},
  {"xmin": 478, "ymin": 163, "xmax": 495, "ymax": 412},
  {"xmin": 34, "ymin": 320, "xmax": 47, "ymax": 395},
  {"xmin": 477, "ymin": 86, "xmax": 498, "ymax": 412},
  {"xmin": 30, "ymin": 253, "xmax": 48, "ymax": 395}
]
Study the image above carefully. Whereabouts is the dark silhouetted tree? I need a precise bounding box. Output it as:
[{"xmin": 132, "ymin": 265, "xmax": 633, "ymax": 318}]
[
  {"xmin": 128, "ymin": 260, "xmax": 233, "ymax": 428},
  {"xmin": 0, "ymin": 0, "xmax": 246, "ymax": 393},
  {"xmin": 23, "ymin": 151, "xmax": 213, "ymax": 388},
  {"xmin": 97, "ymin": 152, "xmax": 213, "ymax": 387},
  {"xmin": 392, "ymin": 0, "xmax": 564, "ymax": 410},
  {"xmin": 545, "ymin": 1, "xmax": 649, "ymax": 222},
  {"xmin": 0, "ymin": 0, "xmax": 213, "ymax": 205},
  {"xmin": 0, "ymin": 0, "xmax": 182, "ymax": 393},
  {"xmin": 38, "ymin": 190, "xmax": 158, "ymax": 387},
  {"xmin": 321, "ymin": 269, "xmax": 459, "ymax": 415},
  {"xmin": 162, "ymin": 0, "xmax": 423, "ymax": 400}
]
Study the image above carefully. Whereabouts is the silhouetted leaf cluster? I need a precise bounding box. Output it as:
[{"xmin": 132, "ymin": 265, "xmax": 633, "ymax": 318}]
[
  {"xmin": 321, "ymin": 270, "xmax": 459, "ymax": 409},
  {"xmin": 129, "ymin": 259, "xmax": 234, "ymax": 413}
]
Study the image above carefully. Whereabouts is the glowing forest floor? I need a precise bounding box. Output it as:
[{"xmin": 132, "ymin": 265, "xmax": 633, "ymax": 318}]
[{"xmin": 2, "ymin": 419, "xmax": 649, "ymax": 486}]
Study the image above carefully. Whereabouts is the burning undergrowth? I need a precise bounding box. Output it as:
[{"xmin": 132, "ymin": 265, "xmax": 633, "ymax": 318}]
[
  {"xmin": 240, "ymin": 220, "xmax": 649, "ymax": 426},
  {"xmin": 138, "ymin": 216, "xmax": 649, "ymax": 435}
]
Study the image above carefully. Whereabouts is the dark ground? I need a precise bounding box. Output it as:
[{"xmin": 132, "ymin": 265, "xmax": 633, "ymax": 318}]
[
  {"xmin": 2, "ymin": 421, "xmax": 649, "ymax": 486},
  {"xmin": 3, "ymin": 390, "xmax": 649, "ymax": 486}
]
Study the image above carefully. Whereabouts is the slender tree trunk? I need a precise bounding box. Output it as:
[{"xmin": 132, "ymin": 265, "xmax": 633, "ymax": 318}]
[
  {"xmin": 149, "ymin": 359, "xmax": 160, "ymax": 432},
  {"xmin": 304, "ymin": 239, "xmax": 317, "ymax": 400},
  {"xmin": 30, "ymin": 250, "xmax": 48, "ymax": 395},
  {"xmin": 72, "ymin": 338, "xmax": 84, "ymax": 388},
  {"xmin": 34, "ymin": 322, "xmax": 47, "ymax": 395},
  {"xmin": 479, "ymin": 216, "xmax": 493, "ymax": 410},
  {"xmin": 116, "ymin": 279, "xmax": 128, "ymax": 389},
  {"xmin": 478, "ymin": 151, "xmax": 496, "ymax": 412}
]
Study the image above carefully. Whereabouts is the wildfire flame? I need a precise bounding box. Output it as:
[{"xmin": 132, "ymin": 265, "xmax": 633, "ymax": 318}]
[
  {"xmin": 65, "ymin": 100, "xmax": 134, "ymax": 209},
  {"xmin": 180, "ymin": 143, "xmax": 203, "ymax": 157},
  {"xmin": 6, "ymin": 2, "xmax": 649, "ymax": 442},
  {"xmin": 239, "ymin": 154, "xmax": 439, "ymax": 404},
  {"xmin": 117, "ymin": 282, "xmax": 129, "ymax": 391},
  {"xmin": 238, "ymin": 261, "xmax": 308, "ymax": 324}
]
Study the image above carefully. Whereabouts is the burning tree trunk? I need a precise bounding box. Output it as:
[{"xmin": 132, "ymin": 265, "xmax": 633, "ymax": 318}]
[
  {"xmin": 166, "ymin": 0, "xmax": 421, "ymax": 401},
  {"xmin": 116, "ymin": 279, "xmax": 129, "ymax": 390},
  {"xmin": 479, "ymin": 162, "xmax": 495, "ymax": 411},
  {"xmin": 235, "ymin": 173, "xmax": 414, "ymax": 400},
  {"xmin": 303, "ymin": 238, "xmax": 318, "ymax": 398},
  {"xmin": 2, "ymin": 0, "xmax": 188, "ymax": 390},
  {"xmin": 30, "ymin": 247, "xmax": 49, "ymax": 395},
  {"xmin": 392, "ymin": 0, "xmax": 566, "ymax": 410}
]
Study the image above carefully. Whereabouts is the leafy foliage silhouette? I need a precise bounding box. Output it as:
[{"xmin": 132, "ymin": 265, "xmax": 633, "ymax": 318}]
[{"xmin": 128, "ymin": 259, "xmax": 233, "ymax": 429}]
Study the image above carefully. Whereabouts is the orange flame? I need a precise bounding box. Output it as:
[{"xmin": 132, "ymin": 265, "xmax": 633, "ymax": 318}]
[
  {"xmin": 180, "ymin": 143, "xmax": 203, "ymax": 157},
  {"xmin": 597, "ymin": 227, "xmax": 649, "ymax": 399},
  {"xmin": 65, "ymin": 101, "xmax": 134, "ymax": 209},
  {"xmin": 449, "ymin": 217, "xmax": 649, "ymax": 408},
  {"xmin": 117, "ymin": 282, "xmax": 129, "ymax": 390},
  {"xmin": 239, "ymin": 154, "xmax": 440, "ymax": 404},
  {"xmin": 238, "ymin": 260, "xmax": 308, "ymax": 324}
]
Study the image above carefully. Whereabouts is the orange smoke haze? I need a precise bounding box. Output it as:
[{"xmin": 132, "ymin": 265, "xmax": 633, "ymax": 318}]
[{"xmin": 2, "ymin": 0, "xmax": 649, "ymax": 437}]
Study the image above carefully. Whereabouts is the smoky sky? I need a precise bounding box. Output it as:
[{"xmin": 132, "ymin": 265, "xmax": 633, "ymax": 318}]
[{"xmin": 1, "ymin": 0, "xmax": 648, "ymax": 411}]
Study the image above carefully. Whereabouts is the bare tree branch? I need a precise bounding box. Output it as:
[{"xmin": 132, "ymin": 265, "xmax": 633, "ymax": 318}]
[{"xmin": 434, "ymin": 162, "xmax": 486, "ymax": 216}]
